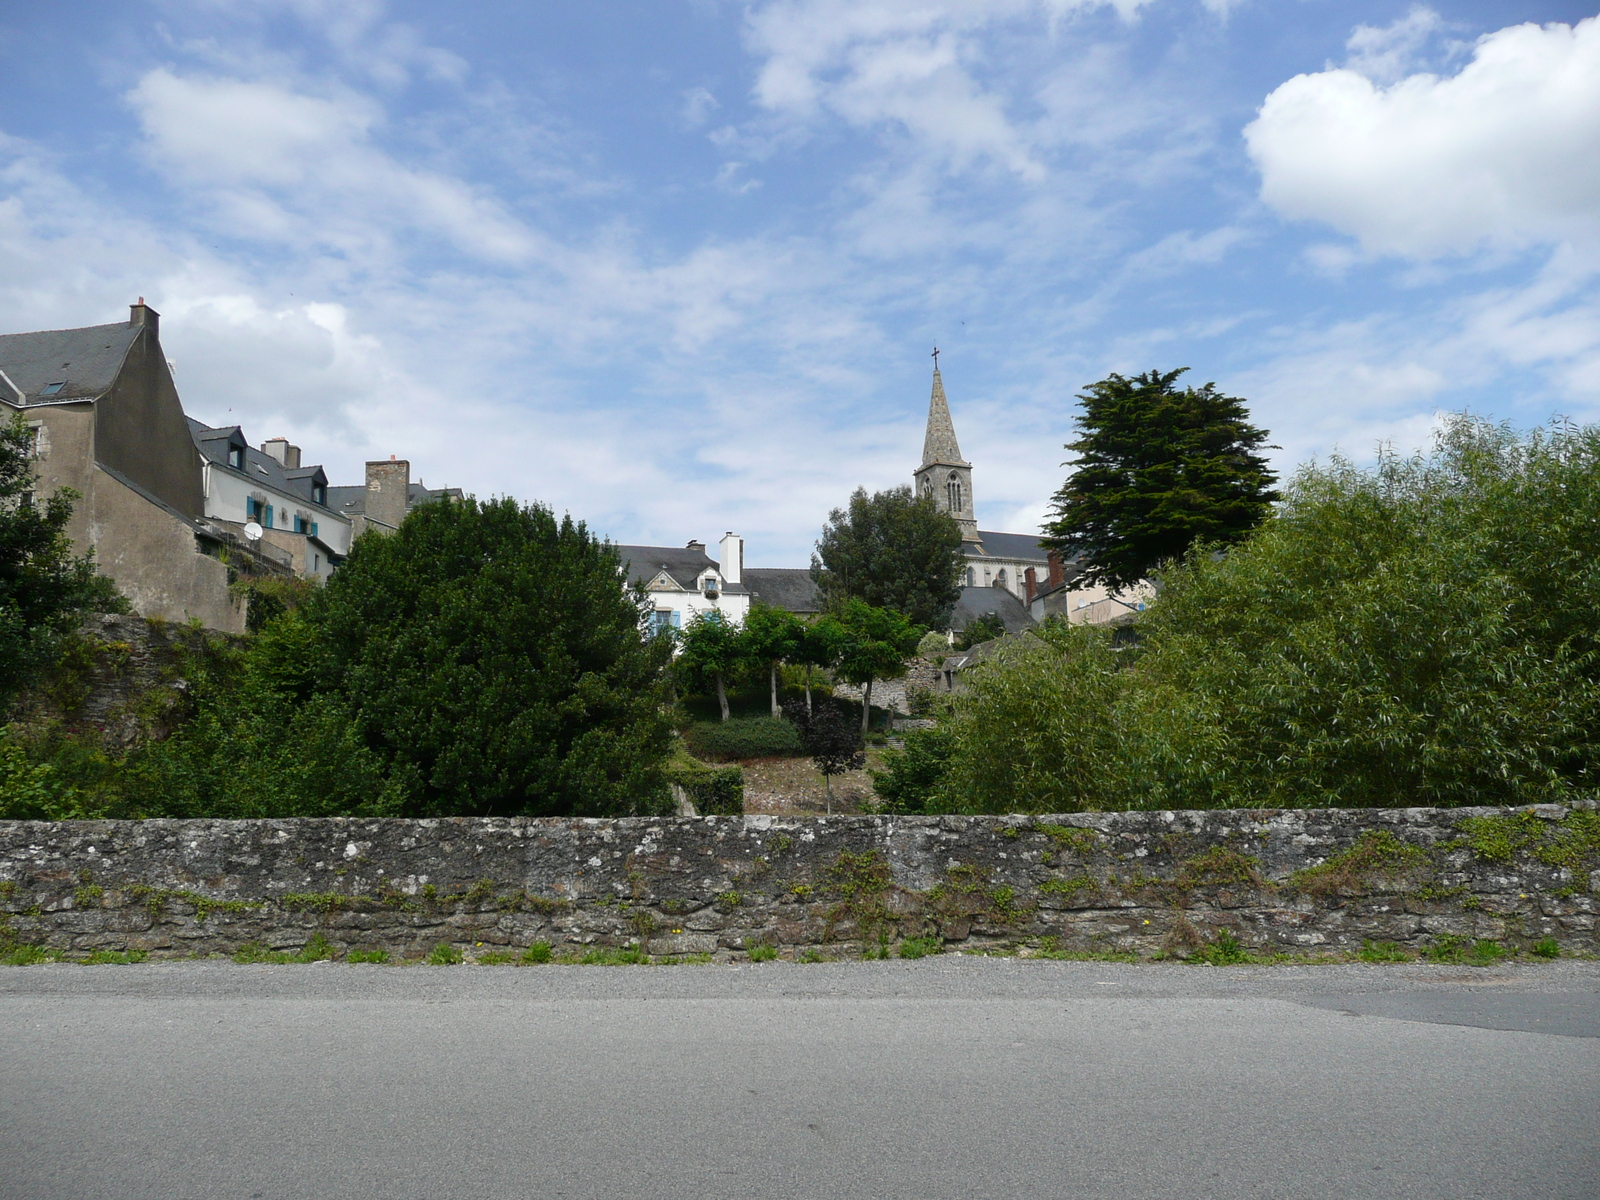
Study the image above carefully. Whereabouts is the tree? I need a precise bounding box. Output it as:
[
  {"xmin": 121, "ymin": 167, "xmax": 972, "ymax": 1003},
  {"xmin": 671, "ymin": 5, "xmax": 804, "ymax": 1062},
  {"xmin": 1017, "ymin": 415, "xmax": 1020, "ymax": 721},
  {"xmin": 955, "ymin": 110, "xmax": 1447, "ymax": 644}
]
[
  {"xmin": 292, "ymin": 496, "xmax": 673, "ymax": 817},
  {"xmin": 954, "ymin": 612, "xmax": 1005, "ymax": 650},
  {"xmin": 678, "ymin": 610, "xmax": 746, "ymax": 722},
  {"xmin": 793, "ymin": 615, "xmax": 843, "ymax": 716},
  {"xmin": 1044, "ymin": 368, "xmax": 1279, "ymax": 591},
  {"xmin": 782, "ymin": 698, "xmax": 864, "ymax": 813},
  {"xmin": 0, "ymin": 413, "xmax": 126, "ymax": 707},
  {"xmin": 832, "ymin": 599, "xmax": 924, "ymax": 735},
  {"xmin": 742, "ymin": 603, "xmax": 805, "ymax": 717},
  {"xmin": 812, "ymin": 485, "xmax": 964, "ymax": 629}
]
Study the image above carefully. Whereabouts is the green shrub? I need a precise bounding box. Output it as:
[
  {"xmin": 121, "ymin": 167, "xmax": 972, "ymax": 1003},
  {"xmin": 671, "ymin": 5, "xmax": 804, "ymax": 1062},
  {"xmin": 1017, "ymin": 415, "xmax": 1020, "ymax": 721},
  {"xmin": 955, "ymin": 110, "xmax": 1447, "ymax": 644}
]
[
  {"xmin": 1192, "ymin": 930, "xmax": 1250, "ymax": 965},
  {"xmin": 1357, "ymin": 940, "xmax": 1410, "ymax": 963},
  {"xmin": 347, "ymin": 949, "xmax": 389, "ymax": 964},
  {"xmin": 747, "ymin": 942, "xmax": 778, "ymax": 962},
  {"xmin": 427, "ymin": 942, "xmax": 463, "ymax": 965},
  {"xmin": 870, "ymin": 727, "xmax": 954, "ymax": 813},
  {"xmin": 682, "ymin": 717, "xmax": 802, "ymax": 762},
  {"xmin": 1530, "ymin": 937, "xmax": 1559, "ymax": 959},
  {"xmin": 663, "ymin": 751, "xmax": 745, "ymax": 815},
  {"xmin": 521, "ymin": 941, "xmax": 553, "ymax": 964},
  {"xmin": 897, "ymin": 936, "xmax": 943, "ymax": 959}
]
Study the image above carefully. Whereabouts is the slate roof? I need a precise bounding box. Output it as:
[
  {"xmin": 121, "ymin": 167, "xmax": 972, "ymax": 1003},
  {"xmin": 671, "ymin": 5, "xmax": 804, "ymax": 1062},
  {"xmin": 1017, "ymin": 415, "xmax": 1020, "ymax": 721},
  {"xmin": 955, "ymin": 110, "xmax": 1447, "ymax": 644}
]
[
  {"xmin": 324, "ymin": 481, "xmax": 464, "ymax": 519},
  {"xmin": 189, "ymin": 419, "xmax": 337, "ymax": 515},
  {"xmin": 745, "ymin": 568, "xmax": 822, "ymax": 614},
  {"xmin": 614, "ymin": 544, "xmax": 749, "ymax": 595},
  {"xmin": 0, "ymin": 320, "xmax": 141, "ymax": 405},
  {"xmin": 970, "ymin": 530, "xmax": 1050, "ymax": 561},
  {"xmin": 949, "ymin": 586, "xmax": 1036, "ymax": 635}
]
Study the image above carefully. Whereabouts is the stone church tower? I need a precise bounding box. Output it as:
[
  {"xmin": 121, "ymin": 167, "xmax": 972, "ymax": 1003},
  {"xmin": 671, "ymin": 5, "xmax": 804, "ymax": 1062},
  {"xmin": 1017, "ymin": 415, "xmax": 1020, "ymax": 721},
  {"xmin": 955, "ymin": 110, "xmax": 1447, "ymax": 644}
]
[{"xmin": 913, "ymin": 362, "xmax": 980, "ymax": 542}]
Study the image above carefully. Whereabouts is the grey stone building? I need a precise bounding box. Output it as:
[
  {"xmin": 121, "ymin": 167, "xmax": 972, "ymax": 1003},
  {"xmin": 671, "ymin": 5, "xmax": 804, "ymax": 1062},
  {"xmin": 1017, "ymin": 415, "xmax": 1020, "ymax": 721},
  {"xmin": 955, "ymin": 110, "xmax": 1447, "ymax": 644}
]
[
  {"xmin": 325, "ymin": 458, "xmax": 463, "ymax": 540},
  {"xmin": 1, "ymin": 302, "xmax": 244, "ymax": 631}
]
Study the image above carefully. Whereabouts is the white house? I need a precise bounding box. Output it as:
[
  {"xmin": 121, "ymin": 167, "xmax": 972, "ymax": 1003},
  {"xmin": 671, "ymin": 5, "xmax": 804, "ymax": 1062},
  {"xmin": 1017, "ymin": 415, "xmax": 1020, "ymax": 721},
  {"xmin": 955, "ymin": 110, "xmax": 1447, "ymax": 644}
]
[
  {"xmin": 190, "ymin": 420, "xmax": 351, "ymax": 581},
  {"xmin": 615, "ymin": 533, "xmax": 750, "ymax": 634}
]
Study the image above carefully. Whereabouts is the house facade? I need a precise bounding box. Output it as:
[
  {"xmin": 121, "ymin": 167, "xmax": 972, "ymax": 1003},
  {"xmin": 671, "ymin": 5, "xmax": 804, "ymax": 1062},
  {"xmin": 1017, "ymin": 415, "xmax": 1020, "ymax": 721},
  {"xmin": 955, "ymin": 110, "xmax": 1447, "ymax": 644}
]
[
  {"xmin": 615, "ymin": 533, "xmax": 750, "ymax": 633},
  {"xmin": 1, "ymin": 303, "xmax": 243, "ymax": 631}
]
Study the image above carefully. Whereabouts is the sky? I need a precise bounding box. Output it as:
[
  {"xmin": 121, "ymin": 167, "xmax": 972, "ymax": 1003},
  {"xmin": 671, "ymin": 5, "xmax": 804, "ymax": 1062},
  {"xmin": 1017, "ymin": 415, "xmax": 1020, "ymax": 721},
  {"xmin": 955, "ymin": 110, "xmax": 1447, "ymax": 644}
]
[{"xmin": 1, "ymin": 1, "xmax": 1597, "ymax": 566}]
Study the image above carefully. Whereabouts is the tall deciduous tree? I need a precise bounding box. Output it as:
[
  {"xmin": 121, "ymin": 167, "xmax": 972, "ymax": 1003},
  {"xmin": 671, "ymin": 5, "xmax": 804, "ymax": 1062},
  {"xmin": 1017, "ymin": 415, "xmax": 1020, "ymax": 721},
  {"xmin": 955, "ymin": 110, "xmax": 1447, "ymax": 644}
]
[
  {"xmin": 678, "ymin": 610, "xmax": 746, "ymax": 722},
  {"xmin": 0, "ymin": 413, "xmax": 126, "ymax": 706},
  {"xmin": 743, "ymin": 603, "xmax": 805, "ymax": 717},
  {"xmin": 832, "ymin": 599, "xmax": 924, "ymax": 735},
  {"xmin": 812, "ymin": 485, "xmax": 964, "ymax": 629},
  {"xmin": 1044, "ymin": 368, "xmax": 1279, "ymax": 591}
]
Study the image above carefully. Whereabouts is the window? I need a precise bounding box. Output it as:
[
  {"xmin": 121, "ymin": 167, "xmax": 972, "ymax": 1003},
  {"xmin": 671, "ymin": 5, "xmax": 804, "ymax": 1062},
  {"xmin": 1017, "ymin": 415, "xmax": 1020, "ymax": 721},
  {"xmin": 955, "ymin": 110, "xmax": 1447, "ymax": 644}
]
[
  {"xmin": 312, "ymin": 482, "xmax": 327, "ymax": 505},
  {"xmin": 313, "ymin": 554, "xmax": 320, "ymax": 572},
  {"xmin": 40, "ymin": 382, "xmax": 65, "ymax": 396},
  {"xmin": 228, "ymin": 445, "xmax": 244, "ymax": 469},
  {"xmin": 293, "ymin": 515, "xmax": 306, "ymax": 534},
  {"xmin": 649, "ymin": 609, "xmax": 681, "ymax": 635},
  {"xmin": 946, "ymin": 472, "xmax": 962, "ymax": 513},
  {"xmin": 20, "ymin": 491, "xmax": 33, "ymax": 508},
  {"xmin": 966, "ymin": 568, "xmax": 975, "ymax": 587},
  {"xmin": 995, "ymin": 570, "xmax": 1007, "ymax": 589}
]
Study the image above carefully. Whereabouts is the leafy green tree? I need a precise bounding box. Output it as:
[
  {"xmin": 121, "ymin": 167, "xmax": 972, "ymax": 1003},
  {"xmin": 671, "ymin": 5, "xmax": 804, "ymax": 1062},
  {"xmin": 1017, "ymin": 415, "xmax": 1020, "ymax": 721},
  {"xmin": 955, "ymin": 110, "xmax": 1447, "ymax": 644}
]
[
  {"xmin": 812, "ymin": 485, "xmax": 964, "ymax": 628},
  {"xmin": 743, "ymin": 603, "xmax": 805, "ymax": 717},
  {"xmin": 1044, "ymin": 368, "xmax": 1279, "ymax": 591},
  {"xmin": 933, "ymin": 414, "xmax": 1600, "ymax": 813},
  {"xmin": 782, "ymin": 698, "xmax": 864, "ymax": 812},
  {"xmin": 832, "ymin": 599, "xmax": 924, "ymax": 735},
  {"xmin": 869, "ymin": 726, "xmax": 954, "ymax": 813},
  {"xmin": 954, "ymin": 612, "xmax": 1005, "ymax": 650},
  {"xmin": 678, "ymin": 610, "xmax": 747, "ymax": 722},
  {"xmin": 793, "ymin": 615, "xmax": 843, "ymax": 715},
  {"xmin": 0, "ymin": 413, "xmax": 127, "ymax": 707}
]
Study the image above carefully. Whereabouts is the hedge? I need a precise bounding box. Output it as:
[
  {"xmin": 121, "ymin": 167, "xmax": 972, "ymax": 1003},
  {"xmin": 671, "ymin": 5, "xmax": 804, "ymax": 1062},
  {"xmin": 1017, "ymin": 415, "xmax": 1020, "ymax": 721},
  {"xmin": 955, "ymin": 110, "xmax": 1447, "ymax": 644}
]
[
  {"xmin": 662, "ymin": 759, "xmax": 745, "ymax": 815},
  {"xmin": 682, "ymin": 717, "xmax": 803, "ymax": 762}
]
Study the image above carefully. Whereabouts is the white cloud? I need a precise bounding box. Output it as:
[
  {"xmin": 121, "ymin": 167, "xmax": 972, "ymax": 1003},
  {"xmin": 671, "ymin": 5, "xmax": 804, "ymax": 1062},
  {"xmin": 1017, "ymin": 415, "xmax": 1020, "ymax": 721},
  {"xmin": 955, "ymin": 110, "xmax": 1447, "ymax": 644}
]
[
  {"xmin": 1245, "ymin": 15, "xmax": 1600, "ymax": 259},
  {"xmin": 1343, "ymin": 5, "xmax": 1444, "ymax": 85}
]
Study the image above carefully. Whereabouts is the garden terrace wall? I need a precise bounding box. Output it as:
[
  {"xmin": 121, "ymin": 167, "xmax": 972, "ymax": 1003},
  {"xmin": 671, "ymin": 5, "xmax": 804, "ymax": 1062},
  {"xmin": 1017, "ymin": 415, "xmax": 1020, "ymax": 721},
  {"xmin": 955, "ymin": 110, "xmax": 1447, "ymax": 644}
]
[{"xmin": 1, "ymin": 805, "xmax": 1595, "ymax": 962}]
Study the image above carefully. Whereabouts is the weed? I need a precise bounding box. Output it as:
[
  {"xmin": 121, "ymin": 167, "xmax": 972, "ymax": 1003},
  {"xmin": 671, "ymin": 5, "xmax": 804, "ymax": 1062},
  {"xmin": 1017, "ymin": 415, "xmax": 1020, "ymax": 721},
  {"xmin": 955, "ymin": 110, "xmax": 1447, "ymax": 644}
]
[
  {"xmin": 1039, "ymin": 875, "xmax": 1096, "ymax": 901},
  {"xmin": 427, "ymin": 942, "xmax": 464, "ymax": 965},
  {"xmin": 73, "ymin": 884, "xmax": 103, "ymax": 909},
  {"xmin": 1422, "ymin": 934, "xmax": 1488, "ymax": 964},
  {"xmin": 521, "ymin": 941, "xmax": 553, "ymax": 964},
  {"xmin": 772, "ymin": 834, "xmax": 793, "ymax": 853},
  {"xmin": 747, "ymin": 942, "xmax": 779, "ymax": 962},
  {"xmin": 798, "ymin": 948, "xmax": 828, "ymax": 963},
  {"xmin": 234, "ymin": 935, "xmax": 335, "ymax": 964},
  {"xmin": 658, "ymin": 953, "xmax": 714, "ymax": 965},
  {"xmin": 1177, "ymin": 847, "xmax": 1267, "ymax": 892},
  {"xmin": 825, "ymin": 851, "xmax": 897, "ymax": 941},
  {"xmin": 1033, "ymin": 936, "xmax": 1139, "ymax": 962},
  {"xmin": 83, "ymin": 949, "xmax": 148, "ymax": 965},
  {"xmin": 1037, "ymin": 824, "xmax": 1098, "ymax": 856},
  {"xmin": 474, "ymin": 950, "xmax": 521, "ymax": 965},
  {"xmin": 1530, "ymin": 937, "xmax": 1560, "ymax": 959},
  {"xmin": 863, "ymin": 935, "xmax": 892, "ymax": 961},
  {"xmin": 1409, "ymin": 884, "xmax": 1466, "ymax": 904},
  {"xmin": 789, "ymin": 883, "xmax": 813, "ymax": 899},
  {"xmin": 2, "ymin": 944, "xmax": 51, "ymax": 965},
  {"xmin": 716, "ymin": 891, "xmax": 742, "ymax": 909},
  {"xmin": 897, "ymin": 936, "xmax": 943, "ymax": 959},
  {"xmin": 300, "ymin": 933, "xmax": 333, "ymax": 962},
  {"xmin": 578, "ymin": 945, "xmax": 649, "ymax": 965},
  {"xmin": 1192, "ymin": 929, "xmax": 1250, "ymax": 966},
  {"xmin": 1467, "ymin": 939, "xmax": 1507, "ymax": 966},
  {"xmin": 1289, "ymin": 832, "xmax": 1429, "ymax": 898},
  {"xmin": 1357, "ymin": 940, "xmax": 1410, "ymax": 963},
  {"xmin": 347, "ymin": 949, "xmax": 389, "ymax": 964}
]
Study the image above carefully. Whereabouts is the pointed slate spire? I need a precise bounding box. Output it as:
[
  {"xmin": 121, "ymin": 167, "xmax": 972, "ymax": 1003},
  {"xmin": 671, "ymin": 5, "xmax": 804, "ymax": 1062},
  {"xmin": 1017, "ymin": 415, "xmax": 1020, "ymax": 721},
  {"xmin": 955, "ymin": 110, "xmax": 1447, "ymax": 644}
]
[{"xmin": 921, "ymin": 367, "xmax": 967, "ymax": 467}]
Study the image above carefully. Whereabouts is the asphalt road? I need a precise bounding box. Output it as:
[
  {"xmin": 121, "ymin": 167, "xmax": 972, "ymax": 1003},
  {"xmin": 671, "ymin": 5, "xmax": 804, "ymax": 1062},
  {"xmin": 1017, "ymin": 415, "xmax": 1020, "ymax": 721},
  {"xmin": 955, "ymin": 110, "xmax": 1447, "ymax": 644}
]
[{"xmin": 1, "ymin": 958, "xmax": 1596, "ymax": 1200}]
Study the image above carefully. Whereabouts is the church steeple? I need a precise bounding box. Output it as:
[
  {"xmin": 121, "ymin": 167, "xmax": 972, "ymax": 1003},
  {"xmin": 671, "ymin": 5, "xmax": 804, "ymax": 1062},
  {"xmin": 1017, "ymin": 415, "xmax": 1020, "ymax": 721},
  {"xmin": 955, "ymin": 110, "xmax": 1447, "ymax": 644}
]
[{"xmin": 913, "ymin": 354, "xmax": 979, "ymax": 542}]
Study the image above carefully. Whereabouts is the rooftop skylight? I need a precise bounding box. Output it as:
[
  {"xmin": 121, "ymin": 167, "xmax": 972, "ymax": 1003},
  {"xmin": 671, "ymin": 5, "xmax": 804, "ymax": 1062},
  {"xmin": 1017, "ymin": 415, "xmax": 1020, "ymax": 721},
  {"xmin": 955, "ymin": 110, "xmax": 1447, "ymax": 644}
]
[{"xmin": 40, "ymin": 382, "xmax": 65, "ymax": 395}]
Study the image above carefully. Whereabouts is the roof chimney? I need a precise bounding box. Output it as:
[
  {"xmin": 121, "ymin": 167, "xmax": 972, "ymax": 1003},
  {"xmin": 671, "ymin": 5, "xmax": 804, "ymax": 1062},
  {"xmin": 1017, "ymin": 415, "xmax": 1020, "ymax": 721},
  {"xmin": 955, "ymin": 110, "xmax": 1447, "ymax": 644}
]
[
  {"xmin": 719, "ymin": 531, "xmax": 743, "ymax": 584},
  {"xmin": 1047, "ymin": 550, "xmax": 1065, "ymax": 591},
  {"xmin": 1024, "ymin": 567, "xmax": 1037, "ymax": 605},
  {"xmin": 365, "ymin": 458, "xmax": 410, "ymax": 532},
  {"xmin": 129, "ymin": 298, "xmax": 159, "ymax": 335},
  {"xmin": 261, "ymin": 438, "xmax": 301, "ymax": 469},
  {"xmin": 685, "ymin": 539, "xmax": 706, "ymax": 554}
]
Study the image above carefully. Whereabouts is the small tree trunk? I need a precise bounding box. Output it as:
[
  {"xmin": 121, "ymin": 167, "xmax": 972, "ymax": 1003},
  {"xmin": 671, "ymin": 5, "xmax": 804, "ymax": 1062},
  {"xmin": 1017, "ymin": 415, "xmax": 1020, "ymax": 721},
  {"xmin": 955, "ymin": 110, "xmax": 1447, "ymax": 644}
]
[
  {"xmin": 861, "ymin": 678, "xmax": 873, "ymax": 736},
  {"xmin": 824, "ymin": 771, "xmax": 832, "ymax": 815},
  {"xmin": 804, "ymin": 666, "xmax": 813, "ymax": 716},
  {"xmin": 770, "ymin": 660, "xmax": 780, "ymax": 718},
  {"xmin": 716, "ymin": 672, "xmax": 730, "ymax": 722}
]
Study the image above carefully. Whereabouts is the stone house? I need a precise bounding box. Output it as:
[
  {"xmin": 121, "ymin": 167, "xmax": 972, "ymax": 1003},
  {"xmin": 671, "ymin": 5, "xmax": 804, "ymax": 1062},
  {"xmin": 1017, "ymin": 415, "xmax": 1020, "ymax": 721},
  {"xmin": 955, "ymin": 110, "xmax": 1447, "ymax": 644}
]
[{"xmin": 0, "ymin": 302, "xmax": 244, "ymax": 631}]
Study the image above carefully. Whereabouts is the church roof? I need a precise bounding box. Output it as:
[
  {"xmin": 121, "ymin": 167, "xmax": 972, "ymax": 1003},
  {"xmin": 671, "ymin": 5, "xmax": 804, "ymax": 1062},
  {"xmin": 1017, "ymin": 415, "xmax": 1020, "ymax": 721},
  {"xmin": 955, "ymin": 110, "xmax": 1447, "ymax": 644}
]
[
  {"xmin": 970, "ymin": 530, "xmax": 1051, "ymax": 561},
  {"xmin": 949, "ymin": 586, "xmax": 1036, "ymax": 635},
  {"xmin": 920, "ymin": 367, "xmax": 967, "ymax": 467}
]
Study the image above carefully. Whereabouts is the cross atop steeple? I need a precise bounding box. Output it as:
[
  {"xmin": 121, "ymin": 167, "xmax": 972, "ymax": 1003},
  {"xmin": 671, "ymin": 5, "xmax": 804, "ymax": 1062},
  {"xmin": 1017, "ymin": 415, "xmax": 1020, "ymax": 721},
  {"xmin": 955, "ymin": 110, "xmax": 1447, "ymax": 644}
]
[{"xmin": 932, "ymin": 345, "xmax": 939, "ymax": 368}]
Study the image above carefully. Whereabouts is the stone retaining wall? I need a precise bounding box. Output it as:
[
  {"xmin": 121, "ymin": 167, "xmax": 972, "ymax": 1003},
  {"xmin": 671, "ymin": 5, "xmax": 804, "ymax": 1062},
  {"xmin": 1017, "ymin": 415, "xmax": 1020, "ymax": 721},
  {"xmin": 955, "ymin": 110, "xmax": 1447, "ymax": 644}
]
[{"xmin": 2, "ymin": 804, "xmax": 1595, "ymax": 962}]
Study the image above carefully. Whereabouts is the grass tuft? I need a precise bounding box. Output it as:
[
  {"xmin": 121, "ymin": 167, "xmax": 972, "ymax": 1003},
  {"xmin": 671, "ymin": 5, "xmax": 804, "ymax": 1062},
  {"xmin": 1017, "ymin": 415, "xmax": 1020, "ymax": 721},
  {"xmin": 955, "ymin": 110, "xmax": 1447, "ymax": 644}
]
[{"xmin": 897, "ymin": 936, "xmax": 944, "ymax": 960}]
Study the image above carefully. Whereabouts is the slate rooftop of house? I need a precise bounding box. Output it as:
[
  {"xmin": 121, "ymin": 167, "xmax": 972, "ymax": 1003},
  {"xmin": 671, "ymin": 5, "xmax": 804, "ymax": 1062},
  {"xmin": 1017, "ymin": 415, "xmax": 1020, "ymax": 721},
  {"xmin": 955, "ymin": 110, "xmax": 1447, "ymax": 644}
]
[
  {"xmin": 0, "ymin": 321, "xmax": 142, "ymax": 404},
  {"xmin": 614, "ymin": 544, "xmax": 749, "ymax": 593},
  {"xmin": 188, "ymin": 419, "xmax": 336, "ymax": 513}
]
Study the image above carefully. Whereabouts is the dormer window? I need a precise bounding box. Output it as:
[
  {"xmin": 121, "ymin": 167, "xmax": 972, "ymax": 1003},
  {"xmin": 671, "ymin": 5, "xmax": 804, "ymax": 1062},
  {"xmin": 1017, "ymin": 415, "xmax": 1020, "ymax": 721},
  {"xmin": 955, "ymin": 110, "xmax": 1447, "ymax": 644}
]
[
  {"xmin": 312, "ymin": 482, "xmax": 327, "ymax": 506},
  {"xmin": 702, "ymin": 575, "xmax": 720, "ymax": 597},
  {"xmin": 228, "ymin": 445, "xmax": 244, "ymax": 469}
]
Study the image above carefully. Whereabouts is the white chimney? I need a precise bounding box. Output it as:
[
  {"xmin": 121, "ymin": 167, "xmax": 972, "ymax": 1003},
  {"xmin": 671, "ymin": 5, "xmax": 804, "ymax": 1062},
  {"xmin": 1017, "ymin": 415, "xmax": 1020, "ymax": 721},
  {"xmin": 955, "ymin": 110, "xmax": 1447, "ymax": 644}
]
[{"xmin": 719, "ymin": 531, "xmax": 743, "ymax": 584}]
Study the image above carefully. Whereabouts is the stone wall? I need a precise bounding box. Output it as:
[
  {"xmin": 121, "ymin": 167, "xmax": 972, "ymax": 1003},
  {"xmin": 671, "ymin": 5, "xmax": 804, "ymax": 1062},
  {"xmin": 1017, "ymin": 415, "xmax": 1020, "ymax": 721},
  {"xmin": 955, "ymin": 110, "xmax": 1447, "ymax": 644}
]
[{"xmin": 2, "ymin": 804, "xmax": 1595, "ymax": 962}]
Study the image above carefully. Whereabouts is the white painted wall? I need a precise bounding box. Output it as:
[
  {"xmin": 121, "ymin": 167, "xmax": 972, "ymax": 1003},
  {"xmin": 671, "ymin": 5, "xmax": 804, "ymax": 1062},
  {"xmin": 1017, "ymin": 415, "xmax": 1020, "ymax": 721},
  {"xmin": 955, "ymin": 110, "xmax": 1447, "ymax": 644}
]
[{"xmin": 202, "ymin": 462, "xmax": 351, "ymax": 556}]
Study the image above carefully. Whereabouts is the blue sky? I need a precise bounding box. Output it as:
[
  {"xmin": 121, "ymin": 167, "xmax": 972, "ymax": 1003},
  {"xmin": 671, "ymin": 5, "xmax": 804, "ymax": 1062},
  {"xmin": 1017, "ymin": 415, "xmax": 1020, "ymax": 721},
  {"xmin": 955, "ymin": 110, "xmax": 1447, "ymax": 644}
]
[{"xmin": 2, "ymin": 1, "xmax": 1596, "ymax": 566}]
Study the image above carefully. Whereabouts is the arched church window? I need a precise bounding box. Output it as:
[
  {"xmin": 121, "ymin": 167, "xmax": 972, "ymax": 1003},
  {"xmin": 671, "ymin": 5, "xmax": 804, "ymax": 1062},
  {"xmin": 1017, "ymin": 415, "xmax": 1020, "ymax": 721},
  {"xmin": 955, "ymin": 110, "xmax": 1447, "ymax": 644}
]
[
  {"xmin": 966, "ymin": 568, "xmax": 975, "ymax": 587},
  {"xmin": 995, "ymin": 569, "xmax": 1007, "ymax": 589},
  {"xmin": 946, "ymin": 472, "xmax": 962, "ymax": 513}
]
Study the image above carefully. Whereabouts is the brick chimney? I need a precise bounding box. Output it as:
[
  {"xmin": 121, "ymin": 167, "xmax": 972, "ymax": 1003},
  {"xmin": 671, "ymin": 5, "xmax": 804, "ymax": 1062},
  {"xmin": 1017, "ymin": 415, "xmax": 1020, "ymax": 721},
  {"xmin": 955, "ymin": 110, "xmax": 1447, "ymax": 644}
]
[
  {"xmin": 1024, "ymin": 567, "xmax": 1037, "ymax": 605},
  {"xmin": 1047, "ymin": 550, "xmax": 1065, "ymax": 591},
  {"xmin": 364, "ymin": 456, "xmax": 410, "ymax": 532},
  {"xmin": 129, "ymin": 297, "xmax": 159, "ymax": 336},
  {"xmin": 685, "ymin": 539, "xmax": 706, "ymax": 554}
]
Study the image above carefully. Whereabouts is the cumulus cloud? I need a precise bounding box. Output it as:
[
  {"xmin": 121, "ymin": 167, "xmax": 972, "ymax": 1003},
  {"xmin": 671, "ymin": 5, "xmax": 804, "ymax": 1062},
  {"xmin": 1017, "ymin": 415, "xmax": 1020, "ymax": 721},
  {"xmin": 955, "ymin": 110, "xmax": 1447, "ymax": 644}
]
[{"xmin": 1245, "ymin": 15, "xmax": 1600, "ymax": 259}]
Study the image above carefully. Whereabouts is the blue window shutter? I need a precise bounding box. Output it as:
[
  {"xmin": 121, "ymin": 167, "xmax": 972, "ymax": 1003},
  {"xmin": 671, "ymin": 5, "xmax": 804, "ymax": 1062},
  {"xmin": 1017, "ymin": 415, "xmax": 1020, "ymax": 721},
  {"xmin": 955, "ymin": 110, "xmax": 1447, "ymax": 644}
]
[
  {"xmin": 265, "ymin": 504, "xmax": 273, "ymax": 528},
  {"xmin": 311, "ymin": 522, "xmax": 318, "ymax": 537}
]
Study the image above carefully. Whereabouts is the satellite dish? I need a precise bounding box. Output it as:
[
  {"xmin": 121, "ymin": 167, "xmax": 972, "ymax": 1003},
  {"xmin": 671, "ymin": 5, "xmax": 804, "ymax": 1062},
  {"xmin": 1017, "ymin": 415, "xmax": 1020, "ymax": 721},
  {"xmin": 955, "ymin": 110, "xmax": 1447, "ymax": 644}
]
[{"xmin": 243, "ymin": 521, "xmax": 263, "ymax": 541}]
